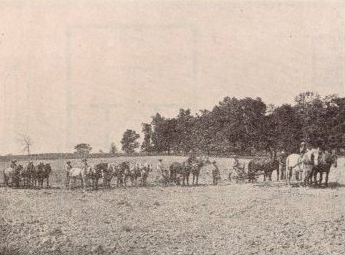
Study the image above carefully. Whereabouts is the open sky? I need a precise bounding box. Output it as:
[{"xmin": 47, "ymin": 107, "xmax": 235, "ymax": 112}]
[{"xmin": 0, "ymin": 1, "xmax": 344, "ymax": 154}]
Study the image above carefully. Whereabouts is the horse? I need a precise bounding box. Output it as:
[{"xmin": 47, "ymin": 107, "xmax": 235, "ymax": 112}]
[
  {"xmin": 92, "ymin": 163, "xmax": 107, "ymax": 189},
  {"xmin": 141, "ymin": 162, "xmax": 153, "ymax": 186},
  {"xmin": 286, "ymin": 148, "xmax": 321, "ymax": 186},
  {"xmin": 21, "ymin": 162, "xmax": 35, "ymax": 188},
  {"xmin": 191, "ymin": 156, "xmax": 211, "ymax": 185},
  {"xmin": 169, "ymin": 161, "xmax": 191, "ymax": 185},
  {"xmin": 3, "ymin": 164, "xmax": 23, "ymax": 188},
  {"xmin": 37, "ymin": 163, "xmax": 52, "ymax": 188},
  {"xmin": 114, "ymin": 161, "xmax": 129, "ymax": 187},
  {"xmin": 133, "ymin": 161, "xmax": 143, "ymax": 185},
  {"xmin": 68, "ymin": 166, "xmax": 92, "ymax": 190},
  {"xmin": 103, "ymin": 163, "xmax": 116, "ymax": 188},
  {"xmin": 247, "ymin": 158, "xmax": 279, "ymax": 182},
  {"xmin": 312, "ymin": 152, "xmax": 337, "ymax": 187}
]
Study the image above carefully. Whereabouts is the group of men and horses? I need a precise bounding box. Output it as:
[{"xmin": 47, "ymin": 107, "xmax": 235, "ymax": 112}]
[
  {"xmin": 3, "ymin": 160, "xmax": 52, "ymax": 188},
  {"xmin": 234, "ymin": 142, "xmax": 338, "ymax": 187},
  {"xmin": 167, "ymin": 155, "xmax": 214, "ymax": 185},
  {"xmin": 2, "ymin": 142, "xmax": 339, "ymax": 190},
  {"xmin": 66, "ymin": 159, "xmax": 154, "ymax": 190}
]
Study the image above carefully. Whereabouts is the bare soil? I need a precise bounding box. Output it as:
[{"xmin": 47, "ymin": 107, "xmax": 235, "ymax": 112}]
[{"xmin": 1, "ymin": 157, "xmax": 344, "ymax": 255}]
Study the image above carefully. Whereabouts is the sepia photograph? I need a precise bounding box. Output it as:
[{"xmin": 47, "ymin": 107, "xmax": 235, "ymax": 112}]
[{"xmin": 0, "ymin": 0, "xmax": 344, "ymax": 254}]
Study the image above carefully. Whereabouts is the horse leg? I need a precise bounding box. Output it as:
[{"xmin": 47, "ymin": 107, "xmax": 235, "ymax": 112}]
[
  {"xmin": 318, "ymin": 172, "xmax": 322, "ymax": 186},
  {"xmin": 286, "ymin": 167, "xmax": 291, "ymax": 186},
  {"xmin": 68, "ymin": 178, "xmax": 72, "ymax": 189},
  {"xmin": 47, "ymin": 177, "xmax": 49, "ymax": 188},
  {"xmin": 196, "ymin": 174, "xmax": 199, "ymax": 185},
  {"xmin": 325, "ymin": 171, "xmax": 329, "ymax": 187}
]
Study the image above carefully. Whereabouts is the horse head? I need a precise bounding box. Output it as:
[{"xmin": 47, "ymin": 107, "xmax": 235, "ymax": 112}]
[
  {"xmin": 44, "ymin": 163, "xmax": 52, "ymax": 174},
  {"xmin": 198, "ymin": 156, "xmax": 211, "ymax": 166},
  {"xmin": 303, "ymin": 148, "xmax": 321, "ymax": 166},
  {"xmin": 16, "ymin": 164, "xmax": 23, "ymax": 173},
  {"xmin": 331, "ymin": 154, "xmax": 338, "ymax": 168}
]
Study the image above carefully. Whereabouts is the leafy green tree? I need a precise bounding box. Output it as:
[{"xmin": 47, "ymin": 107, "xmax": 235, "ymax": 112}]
[
  {"xmin": 121, "ymin": 129, "xmax": 140, "ymax": 154},
  {"xmin": 74, "ymin": 143, "xmax": 92, "ymax": 155},
  {"xmin": 141, "ymin": 123, "xmax": 153, "ymax": 152},
  {"xmin": 109, "ymin": 142, "xmax": 117, "ymax": 154}
]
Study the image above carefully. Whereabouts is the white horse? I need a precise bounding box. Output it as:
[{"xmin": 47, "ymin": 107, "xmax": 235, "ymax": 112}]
[
  {"xmin": 286, "ymin": 148, "xmax": 321, "ymax": 186},
  {"xmin": 68, "ymin": 166, "xmax": 92, "ymax": 190}
]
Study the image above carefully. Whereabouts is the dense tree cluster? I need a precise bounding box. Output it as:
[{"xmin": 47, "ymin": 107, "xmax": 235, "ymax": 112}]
[{"xmin": 137, "ymin": 92, "xmax": 344, "ymax": 156}]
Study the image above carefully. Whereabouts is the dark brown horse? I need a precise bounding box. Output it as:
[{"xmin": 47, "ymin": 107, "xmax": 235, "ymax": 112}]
[
  {"xmin": 169, "ymin": 161, "xmax": 191, "ymax": 185},
  {"xmin": 92, "ymin": 163, "xmax": 107, "ymax": 189},
  {"xmin": 116, "ymin": 161, "xmax": 130, "ymax": 187},
  {"xmin": 21, "ymin": 162, "xmax": 35, "ymax": 188},
  {"xmin": 247, "ymin": 158, "xmax": 279, "ymax": 182},
  {"xmin": 35, "ymin": 163, "xmax": 52, "ymax": 188},
  {"xmin": 312, "ymin": 152, "xmax": 337, "ymax": 187},
  {"xmin": 191, "ymin": 157, "xmax": 211, "ymax": 185}
]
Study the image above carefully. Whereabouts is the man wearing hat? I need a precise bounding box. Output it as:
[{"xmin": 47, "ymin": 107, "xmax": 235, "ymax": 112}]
[
  {"xmin": 300, "ymin": 142, "xmax": 307, "ymax": 155},
  {"xmin": 10, "ymin": 159, "xmax": 17, "ymax": 169},
  {"xmin": 81, "ymin": 158, "xmax": 89, "ymax": 168},
  {"xmin": 211, "ymin": 160, "xmax": 221, "ymax": 185},
  {"xmin": 232, "ymin": 155, "xmax": 239, "ymax": 169}
]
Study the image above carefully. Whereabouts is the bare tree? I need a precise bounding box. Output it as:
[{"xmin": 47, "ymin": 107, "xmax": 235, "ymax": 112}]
[{"xmin": 17, "ymin": 133, "xmax": 33, "ymax": 155}]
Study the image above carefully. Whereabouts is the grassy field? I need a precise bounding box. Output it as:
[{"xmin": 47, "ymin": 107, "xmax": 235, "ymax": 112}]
[{"xmin": 1, "ymin": 157, "xmax": 344, "ymax": 255}]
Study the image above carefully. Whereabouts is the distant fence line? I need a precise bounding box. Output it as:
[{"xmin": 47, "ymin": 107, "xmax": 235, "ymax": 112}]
[
  {"xmin": 1, "ymin": 151, "xmax": 344, "ymax": 163},
  {"xmin": 0, "ymin": 152, "xmax": 263, "ymax": 162}
]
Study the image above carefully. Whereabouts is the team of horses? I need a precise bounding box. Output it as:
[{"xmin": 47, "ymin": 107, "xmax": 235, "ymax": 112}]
[
  {"xmin": 3, "ymin": 162, "xmax": 52, "ymax": 189},
  {"xmin": 247, "ymin": 148, "xmax": 338, "ymax": 187},
  {"xmin": 67, "ymin": 161, "xmax": 154, "ymax": 191},
  {"xmin": 2, "ymin": 148, "xmax": 338, "ymax": 190}
]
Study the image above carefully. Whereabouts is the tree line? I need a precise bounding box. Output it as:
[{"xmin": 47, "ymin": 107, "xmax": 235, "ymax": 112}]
[{"xmin": 120, "ymin": 91, "xmax": 344, "ymax": 157}]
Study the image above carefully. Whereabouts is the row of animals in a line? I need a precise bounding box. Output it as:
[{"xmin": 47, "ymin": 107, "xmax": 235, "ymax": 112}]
[{"xmin": 2, "ymin": 149, "xmax": 338, "ymax": 190}]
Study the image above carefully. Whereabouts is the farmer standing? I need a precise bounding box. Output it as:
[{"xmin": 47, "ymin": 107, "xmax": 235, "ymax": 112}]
[
  {"xmin": 212, "ymin": 160, "xmax": 221, "ymax": 185},
  {"xmin": 65, "ymin": 161, "xmax": 73, "ymax": 185}
]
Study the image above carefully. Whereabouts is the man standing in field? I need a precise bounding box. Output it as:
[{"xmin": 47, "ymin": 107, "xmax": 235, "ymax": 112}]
[
  {"xmin": 211, "ymin": 161, "xmax": 221, "ymax": 185},
  {"xmin": 65, "ymin": 161, "xmax": 73, "ymax": 186},
  {"xmin": 278, "ymin": 151, "xmax": 287, "ymax": 181},
  {"xmin": 232, "ymin": 155, "xmax": 240, "ymax": 171}
]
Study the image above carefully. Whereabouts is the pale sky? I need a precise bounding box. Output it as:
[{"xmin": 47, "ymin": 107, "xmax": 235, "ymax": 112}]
[{"xmin": 0, "ymin": 1, "xmax": 344, "ymax": 154}]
